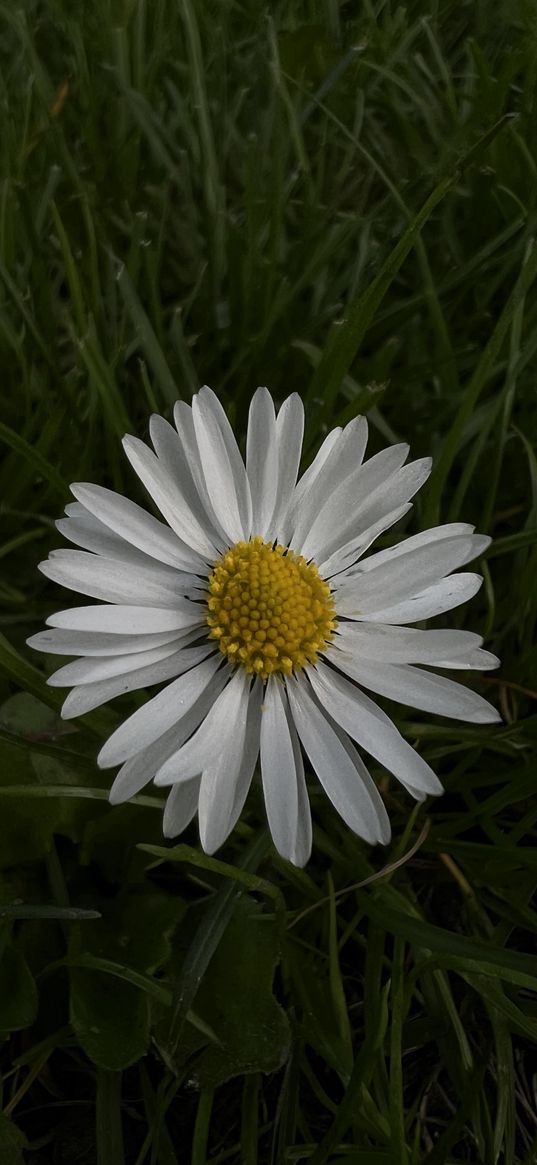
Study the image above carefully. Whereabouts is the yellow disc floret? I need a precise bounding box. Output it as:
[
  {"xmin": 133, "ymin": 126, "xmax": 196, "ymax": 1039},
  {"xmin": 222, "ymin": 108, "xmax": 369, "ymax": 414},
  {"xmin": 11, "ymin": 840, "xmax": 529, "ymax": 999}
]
[{"xmin": 206, "ymin": 536, "xmax": 337, "ymax": 678}]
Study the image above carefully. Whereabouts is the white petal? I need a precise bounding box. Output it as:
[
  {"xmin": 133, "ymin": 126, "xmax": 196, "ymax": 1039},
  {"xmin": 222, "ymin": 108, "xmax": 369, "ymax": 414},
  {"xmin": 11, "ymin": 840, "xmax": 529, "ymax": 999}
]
[
  {"xmin": 109, "ymin": 732, "xmax": 180, "ymax": 803},
  {"xmin": 163, "ymin": 779, "xmax": 201, "ymax": 838},
  {"xmin": 313, "ymin": 415, "xmax": 368, "ymax": 493},
  {"xmin": 331, "ymin": 624, "xmax": 484, "ymax": 664},
  {"xmin": 342, "ymin": 457, "xmax": 433, "ymax": 547},
  {"xmin": 198, "ymin": 671, "xmax": 255, "ymax": 854},
  {"xmin": 27, "ymin": 627, "xmax": 186, "ymax": 657},
  {"xmin": 363, "ymin": 573, "xmax": 484, "ymax": 624},
  {"xmin": 321, "ymin": 504, "xmax": 412, "ymax": 578},
  {"xmin": 282, "ymin": 700, "xmax": 312, "ymax": 867},
  {"xmin": 40, "ymin": 550, "xmax": 194, "ymax": 607},
  {"xmin": 156, "ymin": 672, "xmax": 262, "ymax": 854},
  {"xmin": 307, "ymin": 661, "xmax": 443, "ymax": 798},
  {"xmin": 61, "ymin": 643, "xmax": 212, "ymax": 719},
  {"xmin": 64, "ymin": 501, "xmax": 88, "ymax": 519},
  {"xmin": 289, "ymin": 427, "xmax": 380, "ymax": 554},
  {"xmin": 122, "ymin": 433, "xmax": 217, "ymax": 559},
  {"xmin": 46, "ymin": 603, "xmax": 202, "ymax": 634},
  {"xmin": 398, "ymin": 783, "xmax": 428, "ymax": 804},
  {"xmin": 154, "ymin": 667, "xmax": 249, "ymax": 786},
  {"xmin": 292, "ymin": 443, "xmax": 409, "ymax": 559},
  {"xmin": 268, "ymin": 394, "xmax": 305, "ymax": 538},
  {"xmin": 60, "ymin": 506, "xmax": 204, "ymax": 578},
  {"xmin": 353, "ymin": 522, "xmax": 476, "ymax": 573},
  {"xmin": 192, "ymin": 387, "xmax": 252, "ymax": 541},
  {"xmin": 70, "ymin": 482, "xmax": 204, "ymax": 571},
  {"xmin": 357, "ymin": 528, "xmax": 490, "ymax": 576},
  {"xmin": 199, "ymin": 388, "xmax": 253, "ymax": 534},
  {"xmin": 149, "ymin": 414, "xmax": 228, "ymax": 551},
  {"xmin": 56, "ymin": 515, "xmax": 157, "ymax": 565},
  {"xmin": 330, "ymin": 655, "xmax": 501, "ymax": 723},
  {"xmin": 259, "ymin": 676, "xmax": 303, "ymax": 864},
  {"xmin": 278, "ymin": 426, "xmax": 341, "ymax": 544},
  {"xmin": 172, "ymin": 402, "xmax": 230, "ymax": 546},
  {"xmin": 432, "ymin": 649, "xmax": 500, "ymax": 670},
  {"xmin": 197, "ymin": 676, "xmax": 262, "ymax": 853},
  {"xmin": 300, "ymin": 456, "xmax": 432, "ymax": 563},
  {"xmin": 246, "ymin": 387, "xmax": 278, "ymax": 536},
  {"xmin": 108, "ymin": 666, "xmax": 228, "ymax": 802},
  {"xmin": 286, "ymin": 678, "xmax": 390, "ymax": 845},
  {"xmin": 286, "ymin": 416, "xmax": 368, "ymax": 550},
  {"xmin": 98, "ymin": 653, "xmax": 224, "ymax": 768},
  {"xmin": 294, "ymin": 427, "xmax": 342, "ymax": 495},
  {"xmin": 335, "ymin": 537, "xmax": 483, "ymax": 617},
  {"xmin": 48, "ymin": 640, "xmax": 186, "ymax": 686}
]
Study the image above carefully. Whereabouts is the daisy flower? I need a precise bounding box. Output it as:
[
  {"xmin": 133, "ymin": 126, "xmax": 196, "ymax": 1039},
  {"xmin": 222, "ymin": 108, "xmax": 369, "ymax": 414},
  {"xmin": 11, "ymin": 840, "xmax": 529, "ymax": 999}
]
[{"xmin": 29, "ymin": 387, "xmax": 500, "ymax": 866}]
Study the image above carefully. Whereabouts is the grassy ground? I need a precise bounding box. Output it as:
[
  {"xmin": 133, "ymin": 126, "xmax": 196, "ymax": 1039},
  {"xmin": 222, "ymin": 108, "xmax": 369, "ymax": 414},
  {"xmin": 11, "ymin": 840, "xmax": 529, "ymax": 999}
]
[{"xmin": 1, "ymin": 1, "xmax": 537, "ymax": 1161}]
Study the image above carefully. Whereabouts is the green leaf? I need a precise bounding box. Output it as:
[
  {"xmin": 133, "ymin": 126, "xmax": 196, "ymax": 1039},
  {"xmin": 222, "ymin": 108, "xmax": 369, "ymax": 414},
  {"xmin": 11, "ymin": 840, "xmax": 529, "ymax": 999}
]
[
  {"xmin": 0, "ymin": 634, "xmax": 65, "ymax": 716},
  {"xmin": 0, "ymin": 690, "xmax": 65, "ymax": 738},
  {"xmin": 0, "ymin": 418, "xmax": 67, "ymax": 498},
  {"xmin": 70, "ymin": 888, "xmax": 185, "ymax": 974},
  {"xmin": 306, "ymin": 168, "xmax": 456, "ymax": 427},
  {"xmin": 138, "ymin": 1064, "xmax": 180, "ymax": 1165},
  {"xmin": 66, "ymin": 953, "xmax": 172, "ymax": 1007},
  {"xmin": 423, "ymin": 237, "xmax": 537, "ymax": 525},
  {"xmin": 363, "ymin": 894, "xmax": 537, "ymax": 991},
  {"xmin": 0, "ymin": 945, "xmax": 38, "ymax": 1031},
  {"xmin": 0, "ymin": 1112, "xmax": 27, "ymax": 1163},
  {"xmin": 140, "ymin": 841, "xmax": 285, "ymax": 921},
  {"xmin": 96, "ymin": 1068, "xmax": 125, "ymax": 1165},
  {"xmin": 160, "ymin": 831, "xmax": 271, "ymax": 1061},
  {"xmin": 309, "ymin": 982, "xmax": 390, "ymax": 1165},
  {"xmin": 0, "ymin": 905, "xmax": 99, "ymax": 921},
  {"xmin": 0, "ymin": 737, "xmax": 60, "ymax": 868},
  {"xmin": 70, "ymin": 968, "xmax": 150, "ymax": 1070},
  {"xmin": 287, "ymin": 944, "xmax": 354, "ymax": 1081},
  {"xmin": 82, "ymin": 802, "xmax": 169, "ymax": 882},
  {"xmin": 0, "ymin": 693, "xmax": 115, "ymax": 855},
  {"xmin": 64, "ymin": 954, "xmax": 218, "ymax": 1043},
  {"xmin": 67, "ymin": 887, "xmax": 186, "ymax": 1069},
  {"xmin": 327, "ymin": 872, "xmax": 353, "ymax": 1071},
  {"xmin": 0, "ymin": 643, "xmax": 110, "ymax": 738},
  {"xmin": 116, "ymin": 262, "xmax": 178, "ymax": 405},
  {"xmin": 0, "ymin": 694, "xmax": 100, "ymax": 864},
  {"xmin": 188, "ymin": 899, "xmax": 290, "ymax": 1087}
]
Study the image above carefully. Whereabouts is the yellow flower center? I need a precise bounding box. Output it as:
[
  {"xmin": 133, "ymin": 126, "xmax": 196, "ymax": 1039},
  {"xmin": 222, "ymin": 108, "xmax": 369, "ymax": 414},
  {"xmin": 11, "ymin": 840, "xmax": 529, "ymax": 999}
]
[{"xmin": 206, "ymin": 536, "xmax": 337, "ymax": 678}]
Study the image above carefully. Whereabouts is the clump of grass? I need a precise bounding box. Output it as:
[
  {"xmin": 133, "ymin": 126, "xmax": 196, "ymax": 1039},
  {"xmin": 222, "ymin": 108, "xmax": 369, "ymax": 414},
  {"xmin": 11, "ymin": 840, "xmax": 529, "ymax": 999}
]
[{"xmin": 1, "ymin": 1, "xmax": 537, "ymax": 1162}]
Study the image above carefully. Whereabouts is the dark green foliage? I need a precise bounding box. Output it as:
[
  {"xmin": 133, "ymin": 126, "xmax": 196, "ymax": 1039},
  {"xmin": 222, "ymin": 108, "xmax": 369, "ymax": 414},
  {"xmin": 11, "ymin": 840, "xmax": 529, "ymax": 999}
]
[{"xmin": 1, "ymin": 0, "xmax": 537, "ymax": 1161}]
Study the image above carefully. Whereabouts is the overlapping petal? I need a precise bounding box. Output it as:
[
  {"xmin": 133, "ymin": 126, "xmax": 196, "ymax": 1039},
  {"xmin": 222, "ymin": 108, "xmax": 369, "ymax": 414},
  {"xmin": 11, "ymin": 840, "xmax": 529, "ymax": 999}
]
[
  {"xmin": 122, "ymin": 432, "xmax": 218, "ymax": 559},
  {"xmin": 40, "ymin": 550, "xmax": 193, "ymax": 606},
  {"xmin": 307, "ymin": 661, "xmax": 444, "ymax": 798},
  {"xmin": 286, "ymin": 677, "xmax": 390, "ymax": 846},
  {"xmin": 69, "ymin": 483, "xmax": 204, "ymax": 571},
  {"xmin": 61, "ymin": 642, "xmax": 211, "ymax": 719},
  {"xmin": 192, "ymin": 386, "xmax": 252, "ymax": 541},
  {"xmin": 98, "ymin": 654, "xmax": 225, "ymax": 768},
  {"xmin": 334, "ymin": 536, "xmax": 487, "ymax": 617}
]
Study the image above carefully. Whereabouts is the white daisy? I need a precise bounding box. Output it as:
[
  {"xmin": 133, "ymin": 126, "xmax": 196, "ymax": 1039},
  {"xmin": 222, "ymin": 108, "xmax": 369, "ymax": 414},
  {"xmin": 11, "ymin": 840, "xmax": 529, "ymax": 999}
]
[{"xmin": 28, "ymin": 387, "xmax": 500, "ymax": 866}]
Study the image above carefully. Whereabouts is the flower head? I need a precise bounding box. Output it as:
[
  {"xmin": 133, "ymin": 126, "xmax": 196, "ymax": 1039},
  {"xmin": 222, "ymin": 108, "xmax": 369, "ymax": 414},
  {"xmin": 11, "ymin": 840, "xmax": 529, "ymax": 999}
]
[{"xmin": 29, "ymin": 387, "xmax": 500, "ymax": 865}]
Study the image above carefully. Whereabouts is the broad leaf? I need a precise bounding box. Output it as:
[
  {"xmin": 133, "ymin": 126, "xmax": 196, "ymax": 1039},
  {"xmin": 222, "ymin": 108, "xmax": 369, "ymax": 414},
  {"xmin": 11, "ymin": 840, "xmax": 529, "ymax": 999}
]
[
  {"xmin": 70, "ymin": 968, "xmax": 150, "ymax": 1070},
  {"xmin": 189, "ymin": 899, "xmax": 290, "ymax": 1087}
]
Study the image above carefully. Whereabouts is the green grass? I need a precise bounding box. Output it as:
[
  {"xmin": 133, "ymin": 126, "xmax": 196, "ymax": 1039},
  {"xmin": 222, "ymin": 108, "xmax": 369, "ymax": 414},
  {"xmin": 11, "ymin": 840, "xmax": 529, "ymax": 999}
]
[{"xmin": 1, "ymin": 1, "xmax": 537, "ymax": 1161}]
